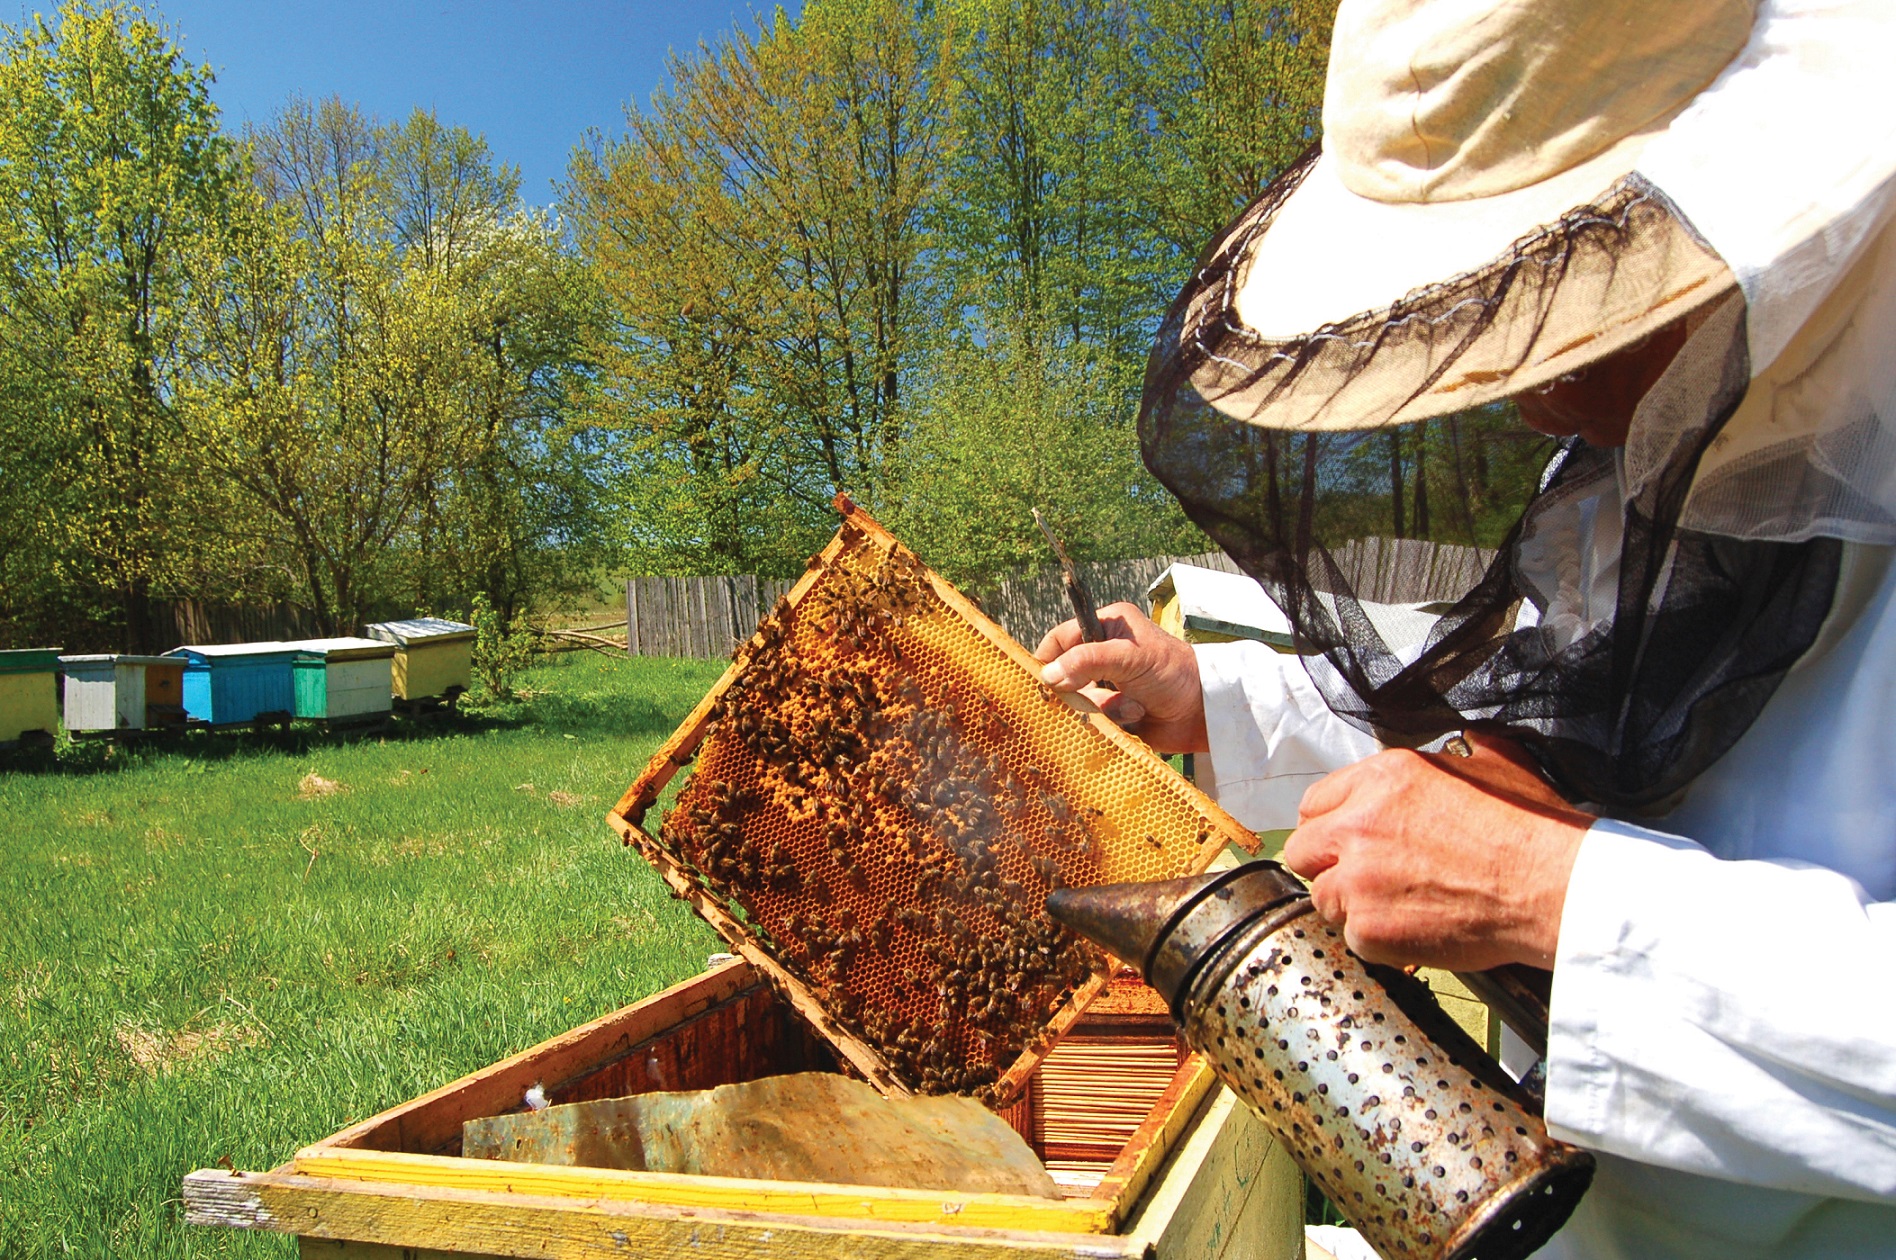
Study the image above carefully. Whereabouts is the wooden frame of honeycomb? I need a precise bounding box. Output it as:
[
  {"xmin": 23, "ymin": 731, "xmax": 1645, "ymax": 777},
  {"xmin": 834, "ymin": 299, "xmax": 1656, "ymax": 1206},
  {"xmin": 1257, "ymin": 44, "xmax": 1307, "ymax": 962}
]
[{"xmin": 608, "ymin": 496, "xmax": 1259, "ymax": 1106}]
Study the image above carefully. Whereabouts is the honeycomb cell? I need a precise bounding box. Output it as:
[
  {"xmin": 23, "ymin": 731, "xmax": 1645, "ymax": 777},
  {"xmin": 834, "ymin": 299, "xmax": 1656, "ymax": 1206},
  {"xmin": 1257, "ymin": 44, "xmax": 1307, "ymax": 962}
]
[{"xmin": 612, "ymin": 505, "xmax": 1253, "ymax": 1101}]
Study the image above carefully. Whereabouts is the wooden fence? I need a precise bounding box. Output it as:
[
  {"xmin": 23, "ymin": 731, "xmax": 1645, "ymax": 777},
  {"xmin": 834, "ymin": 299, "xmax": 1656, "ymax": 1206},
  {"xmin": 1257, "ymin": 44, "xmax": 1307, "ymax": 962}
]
[
  {"xmin": 981, "ymin": 551, "xmax": 1240, "ymax": 645},
  {"xmin": 622, "ymin": 538, "xmax": 1493, "ymax": 659},
  {"xmin": 625, "ymin": 575, "xmax": 799, "ymax": 660},
  {"xmin": 1325, "ymin": 537, "xmax": 1494, "ymax": 605},
  {"xmin": 163, "ymin": 599, "xmax": 327, "ymax": 646}
]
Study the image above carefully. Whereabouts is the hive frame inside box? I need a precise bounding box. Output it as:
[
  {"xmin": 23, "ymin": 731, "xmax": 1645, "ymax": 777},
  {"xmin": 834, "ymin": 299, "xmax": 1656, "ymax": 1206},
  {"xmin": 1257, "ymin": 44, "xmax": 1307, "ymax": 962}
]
[
  {"xmin": 608, "ymin": 498, "xmax": 1260, "ymax": 1104},
  {"xmin": 185, "ymin": 960, "xmax": 1304, "ymax": 1259}
]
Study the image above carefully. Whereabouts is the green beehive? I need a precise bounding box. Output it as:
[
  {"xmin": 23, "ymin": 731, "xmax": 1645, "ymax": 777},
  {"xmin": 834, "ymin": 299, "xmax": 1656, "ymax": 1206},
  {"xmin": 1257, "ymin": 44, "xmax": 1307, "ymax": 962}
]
[
  {"xmin": 0, "ymin": 648, "xmax": 63, "ymax": 747},
  {"xmin": 284, "ymin": 637, "xmax": 398, "ymax": 722}
]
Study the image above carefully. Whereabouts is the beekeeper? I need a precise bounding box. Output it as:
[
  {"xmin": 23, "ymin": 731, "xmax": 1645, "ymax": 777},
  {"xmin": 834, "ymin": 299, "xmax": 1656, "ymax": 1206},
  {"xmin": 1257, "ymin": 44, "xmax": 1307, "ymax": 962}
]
[{"xmin": 1035, "ymin": 1, "xmax": 1896, "ymax": 1256}]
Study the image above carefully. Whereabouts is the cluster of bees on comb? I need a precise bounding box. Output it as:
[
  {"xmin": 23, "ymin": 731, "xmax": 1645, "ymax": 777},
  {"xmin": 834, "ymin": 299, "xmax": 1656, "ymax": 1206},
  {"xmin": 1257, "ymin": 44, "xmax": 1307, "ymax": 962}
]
[{"xmin": 658, "ymin": 540, "xmax": 1110, "ymax": 1097}]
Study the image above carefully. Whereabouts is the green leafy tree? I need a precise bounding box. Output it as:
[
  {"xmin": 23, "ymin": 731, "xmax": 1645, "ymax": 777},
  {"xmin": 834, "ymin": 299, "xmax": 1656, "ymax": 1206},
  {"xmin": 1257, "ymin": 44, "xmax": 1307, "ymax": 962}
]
[
  {"xmin": 567, "ymin": 0, "xmax": 951, "ymax": 576},
  {"xmin": 467, "ymin": 590, "xmax": 536, "ymax": 700},
  {"xmin": 182, "ymin": 100, "xmax": 605, "ymax": 634},
  {"xmin": 879, "ymin": 322, "xmax": 1203, "ymax": 596},
  {"xmin": 0, "ymin": 1, "xmax": 240, "ymax": 650},
  {"xmin": 936, "ymin": 0, "xmax": 1160, "ymax": 392},
  {"xmin": 1130, "ymin": 0, "xmax": 1334, "ymax": 254},
  {"xmin": 569, "ymin": 0, "xmax": 1336, "ymax": 588}
]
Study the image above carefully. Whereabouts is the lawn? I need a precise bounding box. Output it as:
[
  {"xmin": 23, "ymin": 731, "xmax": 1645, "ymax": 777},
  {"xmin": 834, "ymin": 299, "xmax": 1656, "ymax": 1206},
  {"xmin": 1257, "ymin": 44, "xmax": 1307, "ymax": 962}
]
[{"xmin": 0, "ymin": 652, "xmax": 727, "ymax": 1257}]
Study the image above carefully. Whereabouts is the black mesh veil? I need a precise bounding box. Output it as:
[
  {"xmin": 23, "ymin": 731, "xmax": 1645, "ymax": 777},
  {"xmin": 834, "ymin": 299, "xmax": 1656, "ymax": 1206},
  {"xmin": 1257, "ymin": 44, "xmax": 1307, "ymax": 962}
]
[{"xmin": 1141, "ymin": 152, "xmax": 1843, "ymax": 810}]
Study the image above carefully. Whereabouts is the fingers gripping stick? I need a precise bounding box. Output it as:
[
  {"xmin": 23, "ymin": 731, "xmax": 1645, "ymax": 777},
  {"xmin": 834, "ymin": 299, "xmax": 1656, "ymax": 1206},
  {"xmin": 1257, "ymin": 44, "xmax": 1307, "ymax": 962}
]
[{"xmin": 1032, "ymin": 509, "xmax": 1113, "ymax": 689}]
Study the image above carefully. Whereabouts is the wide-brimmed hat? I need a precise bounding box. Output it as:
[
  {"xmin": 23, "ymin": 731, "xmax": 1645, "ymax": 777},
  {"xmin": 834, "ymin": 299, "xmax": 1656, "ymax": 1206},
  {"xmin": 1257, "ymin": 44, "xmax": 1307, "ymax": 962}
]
[
  {"xmin": 1139, "ymin": 0, "xmax": 1896, "ymax": 808},
  {"xmin": 1174, "ymin": 0, "xmax": 1879, "ymax": 434}
]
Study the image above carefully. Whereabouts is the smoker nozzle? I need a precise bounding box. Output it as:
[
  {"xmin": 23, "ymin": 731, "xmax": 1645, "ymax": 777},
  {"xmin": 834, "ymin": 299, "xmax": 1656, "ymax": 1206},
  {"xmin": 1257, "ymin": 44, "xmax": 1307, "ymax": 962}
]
[{"xmin": 1046, "ymin": 864, "xmax": 1307, "ymax": 1016}]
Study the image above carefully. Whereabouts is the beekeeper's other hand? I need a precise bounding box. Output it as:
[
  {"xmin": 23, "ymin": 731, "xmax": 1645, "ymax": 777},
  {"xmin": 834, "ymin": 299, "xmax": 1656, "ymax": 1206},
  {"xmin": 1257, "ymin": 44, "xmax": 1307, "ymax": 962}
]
[
  {"xmin": 1034, "ymin": 602, "xmax": 1208, "ymax": 755},
  {"xmin": 1283, "ymin": 733, "xmax": 1591, "ymax": 971}
]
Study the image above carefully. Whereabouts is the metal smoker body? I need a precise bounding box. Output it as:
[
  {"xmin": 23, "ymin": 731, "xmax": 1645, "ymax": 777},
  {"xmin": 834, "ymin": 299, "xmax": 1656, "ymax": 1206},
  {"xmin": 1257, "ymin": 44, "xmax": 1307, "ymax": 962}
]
[{"xmin": 1049, "ymin": 864, "xmax": 1593, "ymax": 1260}]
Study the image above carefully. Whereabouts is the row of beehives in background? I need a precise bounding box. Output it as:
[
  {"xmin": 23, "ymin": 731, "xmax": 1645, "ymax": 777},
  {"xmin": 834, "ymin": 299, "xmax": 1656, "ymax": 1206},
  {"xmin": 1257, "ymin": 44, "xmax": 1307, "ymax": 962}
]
[{"xmin": 0, "ymin": 618, "xmax": 477, "ymax": 748}]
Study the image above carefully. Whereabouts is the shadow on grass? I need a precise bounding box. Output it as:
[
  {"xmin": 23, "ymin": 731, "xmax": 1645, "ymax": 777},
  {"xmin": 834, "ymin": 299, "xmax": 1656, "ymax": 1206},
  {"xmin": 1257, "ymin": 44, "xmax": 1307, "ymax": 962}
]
[{"xmin": 0, "ymin": 652, "xmax": 724, "ymax": 778}]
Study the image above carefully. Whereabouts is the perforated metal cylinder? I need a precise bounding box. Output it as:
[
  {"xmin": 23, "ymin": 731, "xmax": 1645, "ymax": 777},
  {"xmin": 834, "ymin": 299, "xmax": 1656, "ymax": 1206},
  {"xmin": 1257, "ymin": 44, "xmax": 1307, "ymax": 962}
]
[{"xmin": 1048, "ymin": 866, "xmax": 1593, "ymax": 1260}]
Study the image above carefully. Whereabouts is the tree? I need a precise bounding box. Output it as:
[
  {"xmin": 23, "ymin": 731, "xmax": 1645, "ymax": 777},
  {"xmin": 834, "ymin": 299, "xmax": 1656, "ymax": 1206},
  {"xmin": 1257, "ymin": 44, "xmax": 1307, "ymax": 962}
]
[
  {"xmin": 936, "ymin": 0, "xmax": 1160, "ymax": 394},
  {"xmin": 567, "ymin": 0, "xmax": 951, "ymax": 575},
  {"xmin": 880, "ymin": 322, "xmax": 1203, "ymax": 596},
  {"xmin": 181, "ymin": 100, "xmax": 604, "ymax": 634},
  {"xmin": 884, "ymin": 0, "xmax": 1332, "ymax": 590},
  {"xmin": 0, "ymin": 1, "xmax": 239, "ymax": 650},
  {"xmin": 1130, "ymin": 0, "xmax": 1333, "ymax": 255}
]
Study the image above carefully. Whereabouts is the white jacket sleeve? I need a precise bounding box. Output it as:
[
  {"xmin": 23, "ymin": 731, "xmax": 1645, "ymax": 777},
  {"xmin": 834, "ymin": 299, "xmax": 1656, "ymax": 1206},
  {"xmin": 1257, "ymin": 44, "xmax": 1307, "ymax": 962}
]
[
  {"xmin": 1195, "ymin": 640, "xmax": 1380, "ymax": 832},
  {"xmin": 1546, "ymin": 818, "xmax": 1896, "ymax": 1202}
]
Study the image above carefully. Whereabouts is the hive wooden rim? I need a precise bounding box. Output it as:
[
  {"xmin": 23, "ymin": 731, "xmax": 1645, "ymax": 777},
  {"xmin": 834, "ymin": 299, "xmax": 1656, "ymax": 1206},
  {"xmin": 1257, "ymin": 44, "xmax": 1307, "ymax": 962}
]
[
  {"xmin": 606, "ymin": 497, "xmax": 1260, "ymax": 1105},
  {"xmin": 183, "ymin": 1169, "xmax": 1170, "ymax": 1257},
  {"xmin": 270, "ymin": 962, "xmax": 1218, "ymax": 1236}
]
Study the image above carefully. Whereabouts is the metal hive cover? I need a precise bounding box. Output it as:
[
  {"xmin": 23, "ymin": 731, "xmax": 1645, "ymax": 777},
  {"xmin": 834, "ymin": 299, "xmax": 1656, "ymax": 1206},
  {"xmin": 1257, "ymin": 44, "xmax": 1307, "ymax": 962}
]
[{"xmin": 609, "ymin": 498, "xmax": 1258, "ymax": 1104}]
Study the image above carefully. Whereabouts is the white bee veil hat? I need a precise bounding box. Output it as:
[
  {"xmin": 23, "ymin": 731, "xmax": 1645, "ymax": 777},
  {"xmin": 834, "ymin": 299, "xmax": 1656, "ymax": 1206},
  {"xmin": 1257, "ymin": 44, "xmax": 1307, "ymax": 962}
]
[
  {"xmin": 1137, "ymin": 0, "xmax": 1896, "ymax": 807},
  {"xmin": 1154, "ymin": 0, "xmax": 1896, "ymax": 548}
]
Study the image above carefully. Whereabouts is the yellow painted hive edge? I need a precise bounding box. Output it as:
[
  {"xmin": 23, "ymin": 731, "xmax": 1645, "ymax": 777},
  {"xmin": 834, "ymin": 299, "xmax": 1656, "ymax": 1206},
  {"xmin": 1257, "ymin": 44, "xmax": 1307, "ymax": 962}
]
[
  {"xmin": 290, "ymin": 1147, "xmax": 1120, "ymax": 1235},
  {"xmin": 1091, "ymin": 1059, "xmax": 1218, "ymax": 1227},
  {"xmin": 186, "ymin": 1170, "xmax": 1148, "ymax": 1260}
]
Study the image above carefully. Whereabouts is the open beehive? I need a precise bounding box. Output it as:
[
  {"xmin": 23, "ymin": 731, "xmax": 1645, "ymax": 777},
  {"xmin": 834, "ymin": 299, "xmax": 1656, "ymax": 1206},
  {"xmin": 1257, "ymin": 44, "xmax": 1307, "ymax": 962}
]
[
  {"xmin": 183, "ymin": 499, "xmax": 1307, "ymax": 1258},
  {"xmin": 609, "ymin": 497, "xmax": 1259, "ymax": 1104},
  {"xmin": 185, "ymin": 959, "xmax": 1307, "ymax": 1260}
]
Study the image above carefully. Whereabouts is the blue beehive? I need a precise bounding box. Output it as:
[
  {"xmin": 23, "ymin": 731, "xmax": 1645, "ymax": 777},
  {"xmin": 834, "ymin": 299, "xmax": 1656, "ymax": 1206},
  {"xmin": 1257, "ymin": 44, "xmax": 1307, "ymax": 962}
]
[{"xmin": 166, "ymin": 644, "xmax": 299, "ymax": 727}]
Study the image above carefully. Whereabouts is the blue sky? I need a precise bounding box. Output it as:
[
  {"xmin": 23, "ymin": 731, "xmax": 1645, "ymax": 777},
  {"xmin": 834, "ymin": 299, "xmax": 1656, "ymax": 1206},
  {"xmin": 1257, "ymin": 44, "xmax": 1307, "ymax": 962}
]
[{"xmin": 103, "ymin": 1, "xmax": 801, "ymax": 204}]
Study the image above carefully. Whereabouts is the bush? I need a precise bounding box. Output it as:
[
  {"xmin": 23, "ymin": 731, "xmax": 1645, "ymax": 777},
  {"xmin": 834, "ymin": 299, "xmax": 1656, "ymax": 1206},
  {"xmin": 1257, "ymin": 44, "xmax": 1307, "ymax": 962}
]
[{"xmin": 469, "ymin": 593, "xmax": 537, "ymax": 700}]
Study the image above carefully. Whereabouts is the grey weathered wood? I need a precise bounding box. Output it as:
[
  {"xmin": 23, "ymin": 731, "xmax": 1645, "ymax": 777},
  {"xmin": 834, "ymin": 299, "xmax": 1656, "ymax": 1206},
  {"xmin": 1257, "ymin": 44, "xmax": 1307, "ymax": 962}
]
[
  {"xmin": 183, "ymin": 1170, "xmax": 285, "ymax": 1230},
  {"xmin": 619, "ymin": 540, "xmax": 1491, "ymax": 660}
]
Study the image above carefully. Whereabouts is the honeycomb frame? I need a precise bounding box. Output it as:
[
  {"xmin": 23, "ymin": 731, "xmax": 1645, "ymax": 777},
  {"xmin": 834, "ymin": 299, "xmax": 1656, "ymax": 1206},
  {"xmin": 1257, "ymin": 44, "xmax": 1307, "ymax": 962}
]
[{"xmin": 608, "ymin": 496, "xmax": 1259, "ymax": 1106}]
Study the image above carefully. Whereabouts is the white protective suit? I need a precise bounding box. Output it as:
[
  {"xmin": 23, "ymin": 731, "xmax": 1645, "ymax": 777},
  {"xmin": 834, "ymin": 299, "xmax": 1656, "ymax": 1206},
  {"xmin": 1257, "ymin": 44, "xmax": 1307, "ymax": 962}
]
[
  {"xmin": 1193, "ymin": 6, "xmax": 1896, "ymax": 1252},
  {"xmin": 1197, "ymin": 539, "xmax": 1896, "ymax": 1259}
]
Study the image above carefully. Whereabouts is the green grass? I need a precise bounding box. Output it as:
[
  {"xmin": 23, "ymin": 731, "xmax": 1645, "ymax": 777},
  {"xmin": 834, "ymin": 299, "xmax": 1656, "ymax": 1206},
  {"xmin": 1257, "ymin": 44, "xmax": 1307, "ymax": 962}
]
[{"xmin": 0, "ymin": 653, "xmax": 726, "ymax": 1257}]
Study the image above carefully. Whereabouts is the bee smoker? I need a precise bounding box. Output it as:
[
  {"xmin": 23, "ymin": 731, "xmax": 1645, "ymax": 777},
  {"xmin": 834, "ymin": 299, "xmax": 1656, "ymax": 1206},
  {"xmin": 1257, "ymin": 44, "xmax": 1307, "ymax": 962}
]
[{"xmin": 1047, "ymin": 864, "xmax": 1593, "ymax": 1260}]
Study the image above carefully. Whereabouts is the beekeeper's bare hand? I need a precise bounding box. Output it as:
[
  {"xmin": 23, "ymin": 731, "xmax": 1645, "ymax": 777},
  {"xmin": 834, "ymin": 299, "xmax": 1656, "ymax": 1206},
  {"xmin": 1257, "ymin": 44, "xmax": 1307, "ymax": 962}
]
[
  {"xmin": 1282, "ymin": 733, "xmax": 1592, "ymax": 971},
  {"xmin": 1034, "ymin": 602, "xmax": 1208, "ymax": 754}
]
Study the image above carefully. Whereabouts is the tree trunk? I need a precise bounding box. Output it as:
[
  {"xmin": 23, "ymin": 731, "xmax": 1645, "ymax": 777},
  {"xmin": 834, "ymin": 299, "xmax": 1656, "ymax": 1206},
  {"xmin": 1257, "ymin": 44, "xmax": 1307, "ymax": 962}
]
[
  {"xmin": 1386, "ymin": 432, "xmax": 1406, "ymax": 540},
  {"xmin": 126, "ymin": 576, "xmax": 160, "ymax": 654}
]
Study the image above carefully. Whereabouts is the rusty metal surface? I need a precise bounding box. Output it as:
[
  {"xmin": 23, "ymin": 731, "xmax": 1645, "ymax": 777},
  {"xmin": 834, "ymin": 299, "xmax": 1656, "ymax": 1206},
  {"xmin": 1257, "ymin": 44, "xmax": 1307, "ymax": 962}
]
[
  {"xmin": 1047, "ymin": 868, "xmax": 1592, "ymax": 1259},
  {"xmin": 1187, "ymin": 909, "xmax": 1591, "ymax": 1260},
  {"xmin": 1048, "ymin": 866, "xmax": 1307, "ymax": 1015}
]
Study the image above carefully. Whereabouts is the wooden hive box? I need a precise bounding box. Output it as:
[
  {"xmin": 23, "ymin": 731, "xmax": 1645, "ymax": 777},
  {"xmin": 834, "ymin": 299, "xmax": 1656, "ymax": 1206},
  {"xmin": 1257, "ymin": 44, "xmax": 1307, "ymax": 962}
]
[
  {"xmin": 184, "ymin": 960, "xmax": 1304, "ymax": 1260},
  {"xmin": 58, "ymin": 654, "xmax": 177, "ymax": 733},
  {"xmin": 0, "ymin": 647, "xmax": 61, "ymax": 747},
  {"xmin": 363, "ymin": 618, "xmax": 476, "ymax": 702},
  {"xmin": 284, "ymin": 637, "xmax": 398, "ymax": 722},
  {"xmin": 184, "ymin": 506, "xmax": 1309, "ymax": 1257},
  {"xmin": 167, "ymin": 643, "xmax": 299, "ymax": 727},
  {"xmin": 1146, "ymin": 564, "xmax": 1296, "ymax": 649},
  {"xmin": 144, "ymin": 656, "xmax": 186, "ymax": 727}
]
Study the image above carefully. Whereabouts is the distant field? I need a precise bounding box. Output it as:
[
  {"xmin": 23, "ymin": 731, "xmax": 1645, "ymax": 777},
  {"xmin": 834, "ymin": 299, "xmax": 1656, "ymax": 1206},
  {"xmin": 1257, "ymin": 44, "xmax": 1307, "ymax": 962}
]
[{"xmin": 0, "ymin": 653, "xmax": 726, "ymax": 1257}]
